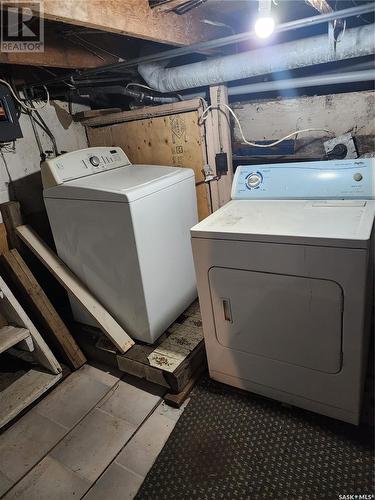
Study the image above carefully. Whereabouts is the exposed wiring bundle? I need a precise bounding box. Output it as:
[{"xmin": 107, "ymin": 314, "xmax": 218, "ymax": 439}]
[
  {"xmin": 0, "ymin": 78, "xmax": 50, "ymax": 112},
  {"xmin": 200, "ymin": 103, "xmax": 333, "ymax": 148}
]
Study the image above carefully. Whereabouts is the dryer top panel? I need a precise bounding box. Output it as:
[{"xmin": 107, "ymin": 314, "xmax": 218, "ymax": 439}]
[
  {"xmin": 191, "ymin": 199, "xmax": 375, "ymax": 247},
  {"xmin": 232, "ymin": 159, "xmax": 375, "ymax": 200}
]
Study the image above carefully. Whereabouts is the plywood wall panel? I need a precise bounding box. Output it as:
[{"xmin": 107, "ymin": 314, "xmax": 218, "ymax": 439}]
[{"xmin": 87, "ymin": 111, "xmax": 210, "ymax": 220}]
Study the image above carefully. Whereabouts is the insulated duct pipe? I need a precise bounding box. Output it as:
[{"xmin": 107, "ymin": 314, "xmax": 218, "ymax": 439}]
[{"xmin": 139, "ymin": 24, "xmax": 375, "ymax": 92}]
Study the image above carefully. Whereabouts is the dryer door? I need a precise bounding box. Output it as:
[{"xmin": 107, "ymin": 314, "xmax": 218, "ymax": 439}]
[{"xmin": 209, "ymin": 267, "xmax": 343, "ymax": 374}]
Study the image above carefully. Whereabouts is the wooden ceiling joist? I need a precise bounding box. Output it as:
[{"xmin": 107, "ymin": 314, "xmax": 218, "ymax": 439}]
[
  {"xmin": 0, "ymin": 26, "xmax": 117, "ymax": 68},
  {"xmin": 36, "ymin": 0, "xmax": 225, "ymax": 46},
  {"xmin": 0, "ymin": 43, "xmax": 116, "ymax": 69}
]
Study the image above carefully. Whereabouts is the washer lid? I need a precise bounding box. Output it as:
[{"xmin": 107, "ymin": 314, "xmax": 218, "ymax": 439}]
[
  {"xmin": 191, "ymin": 199, "xmax": 375, "ymax": 248},
  {"xmin": 44, "ymin": 164, "xmax": 194, "ymax": 202}
]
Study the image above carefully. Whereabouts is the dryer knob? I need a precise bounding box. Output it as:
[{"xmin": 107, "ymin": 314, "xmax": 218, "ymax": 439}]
[
  {"xmin": 89, "ymin": 156, "xmax": 100, "ymax": 167},
  {"xmin": 247, "ymin": 173, "xmax": 262, "ymax": 189}
]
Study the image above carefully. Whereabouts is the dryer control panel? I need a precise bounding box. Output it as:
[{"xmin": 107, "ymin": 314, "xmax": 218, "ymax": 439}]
[
  {"xmin": 41, "ymin": 147, "xmax": 131, "ymax": 189},
  {"xmin": 232, "ymin": 158, "xmax": 375, "ymax": 200}
]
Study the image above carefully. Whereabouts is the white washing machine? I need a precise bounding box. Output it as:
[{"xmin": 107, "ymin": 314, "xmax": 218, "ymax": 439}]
[
  {"xmin": 191, "ymin": 158, "xmax": 375, "ymax": 424},
  {"xmin": 42, "ymin": 147, "xmax": 198, "ymax": 343}
]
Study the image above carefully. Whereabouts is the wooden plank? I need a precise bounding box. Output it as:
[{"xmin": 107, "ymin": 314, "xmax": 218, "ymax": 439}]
[
  {"xmin": 33, "ymin": 0, "xmax": 225, "ymax": 46},
  {"xmin": 163, "ymin": 364, "xmax": 205, "ymax": 408},
  {"xmin": 0, "ymin": 369, "xmax": 62, "ymax": 430},
  {"xmin": 0, "ymin": 326, "xmax": 30, "ymax": 354},
  {"xmin": 0, "ymin": 275, "xmax": 61, "ymax": 374},
  {"xmin": 0, "ymin": 223, "xmax": 9, "ymax": 254},
  {"xmin": 0, "ymin": 32, "xmax": 116, "ymax": 68},
  {"xmin": 73, "ymin": 299, "xmax": 206, "ymax": 393},
  {"xmin": 16, "ymin": 225, "xmax": 134, "ymax": 354},
  {"xmin": 87, "ymin": 104, "xmax": 211, "ymax": 220},
  {"xmin": 0, "ymin": 201, "xmax": 23, "ymax": 251},
  {"xmin": 73, "ymin": 108, "xmax": 122, "ymax": 122},
  {"xmin": 0, "ymin": 249, "xmax": 86, "ymax": 370},
  {"xmin": 116, "ymin": 339, "xmax": 206, "ymax": 392},
  {"xmin": 83, "ymin": 99, "xmax": 203, "ymax": 127}
]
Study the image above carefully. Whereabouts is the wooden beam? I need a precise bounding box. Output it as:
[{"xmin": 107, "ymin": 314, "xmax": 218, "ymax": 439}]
[
  {"xmin": 1, "ymin": 249, "xmax": 86, "ymax": 370},
  {"xmin": 83, "ymin": 98, "xmax": 203, "ymax": 127},
  {"xmin": 205, "ymin": 85, "xmax": 233, "ymax": 210},
  {"xmin": 0, "ymin": 33, "xmax": 117, "ymax": 68},
  {"xmin": 0, "ymin": 201, "xmax": 24, "ymax": 251},
  {"xmin": 16, "ymin": 224, "xmax": 135, "ymax": 354},
  {"xmin": 35, "ymin": 0, "xmax": 224, "ymax": 46}
]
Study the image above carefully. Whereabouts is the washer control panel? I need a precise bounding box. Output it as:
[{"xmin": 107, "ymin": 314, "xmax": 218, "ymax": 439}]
[
  {"xmin": 41, "ymin": 147, "xmax": 131, "ymax": 188},
  {"xmin": 232, "ymin": 158, "xmax": 375, "ymax": 200}
]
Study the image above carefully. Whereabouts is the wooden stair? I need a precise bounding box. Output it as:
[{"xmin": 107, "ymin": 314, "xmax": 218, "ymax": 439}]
[
  {"xmin": 0, "ymin": 275, "xmax": 62, "ymax": 430},
  {"xmin": 0, "ymin": 326, "xmax": 32, "ymax": 354},
  {"xmin": 0, "ymin": 369, "xmax": 62, "ymax": 429}
]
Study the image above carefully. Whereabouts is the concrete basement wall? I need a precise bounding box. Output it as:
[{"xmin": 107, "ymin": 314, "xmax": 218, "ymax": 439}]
[
  {"xmin": 232, "ymin": 90, "xmax": 375, "ymax": 150},
  {"xmin": 0, "ymin": 100, "xmax": 89, "ymax": 206}
]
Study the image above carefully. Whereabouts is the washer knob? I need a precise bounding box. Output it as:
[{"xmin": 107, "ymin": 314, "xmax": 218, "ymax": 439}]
[
  {"xmin": 247, "ymin": 172, "xmax": 262, "ymax": 189},
  {"xmin": 89, "ymin": 156, "xmax": 100, "ymax": 167},
  {"xmin": 353, "ymin": 173, "xmax": 363, "ymax": 182}
]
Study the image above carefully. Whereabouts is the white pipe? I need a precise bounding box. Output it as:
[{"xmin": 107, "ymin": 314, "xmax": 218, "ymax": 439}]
[
  {"xmin": 228, "ymin": 69, "xmax": 375, "ymax": 96},
  {"xmin": 139, "ymin": 24, "xmax": 375, "ymax": 92}
]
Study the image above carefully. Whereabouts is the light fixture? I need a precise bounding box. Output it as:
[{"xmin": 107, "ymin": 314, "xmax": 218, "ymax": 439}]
[{"xmin": 254, "ymin": 0, "xmax": 275, "ymax": 39}]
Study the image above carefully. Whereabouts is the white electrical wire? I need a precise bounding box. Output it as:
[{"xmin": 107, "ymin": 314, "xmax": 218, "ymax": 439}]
[
  {"xmin": 0, "ymin": 78, "xmax": 50, "ymax": 111},
  {"xmin": 125, "ymin": 82, "xmax": 154, "ymax": 92},
  {"xmin": 201, "ymin": 103, "xmax": 333, "ymax": 147}
]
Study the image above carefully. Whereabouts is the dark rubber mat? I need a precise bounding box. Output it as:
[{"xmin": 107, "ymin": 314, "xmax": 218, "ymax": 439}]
[{"xmin": 136, "ymin": 376, "xmax": 374, "ymax": 500}]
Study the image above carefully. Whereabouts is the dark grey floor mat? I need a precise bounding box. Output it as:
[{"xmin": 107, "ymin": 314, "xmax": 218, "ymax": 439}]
[{"xmin": 135, "ymin": 376, "xmax": 374, "ymax": 500}]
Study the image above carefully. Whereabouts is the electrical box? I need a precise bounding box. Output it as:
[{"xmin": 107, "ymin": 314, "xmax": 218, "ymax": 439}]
[{"xmin": 0, "ymin": 85, "xmax": 23, "ymax": 142}]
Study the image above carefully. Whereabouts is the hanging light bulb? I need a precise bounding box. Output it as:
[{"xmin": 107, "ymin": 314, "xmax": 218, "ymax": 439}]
[{"xmin": 254, "ymin": 0, "xmax": 275, "ymax": 39}]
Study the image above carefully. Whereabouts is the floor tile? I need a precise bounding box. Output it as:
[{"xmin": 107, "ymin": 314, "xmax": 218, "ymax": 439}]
[
  {"xmin": 36, "ymin": 367, "xmax": 114, "ymax": 429},
  {"xmin": 98, "ymin": 377, "xmax": 163, "ymax": 427},
  {"xmin": 77, "ymin": 364, "xmax": 121, "ymax": 387},
  {"xmin": 3, "ymin": 456, "xmax": 91, "ymax": 500},
  {"xmin": 116, "ymin": 410, "xmax": 175, "ymax": 477},
  {"xmin": 83, "ymin": 463, "xmax": 143, "ymax": 500},
  {"xmin": 0, "ymin": 471, "xmax": 12, "ymax": 497},
  {"xmin": 0, "ymin": 410, "xmax": 66, "ymax": 482},
  {"xmin": 50, "ymin": 408, "xmax": 136, "ymax": 482}
]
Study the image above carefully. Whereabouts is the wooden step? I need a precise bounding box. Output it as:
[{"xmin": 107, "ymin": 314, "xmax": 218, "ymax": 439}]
[
  {"xmin": 0, "ymin": 326, "xmax": 31, "ymax": 354},
  {"xmin": 0, "ymin": 369, "xmax": 62, "ymax": 429}
]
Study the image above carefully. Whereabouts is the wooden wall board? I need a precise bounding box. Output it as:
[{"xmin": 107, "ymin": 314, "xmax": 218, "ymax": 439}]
[
  {"xmin": 83, "ymin": 99, "xmax": 204, "ymax": 128},
  {"xmin": 87, "ymin": 110, "xmax": 211, "ymax": 220}
]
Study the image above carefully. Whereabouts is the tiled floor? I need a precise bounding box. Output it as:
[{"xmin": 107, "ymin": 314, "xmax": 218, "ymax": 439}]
[{"xmin": 0, "ymin": 364, "xmax": 188, "ymax": 500}]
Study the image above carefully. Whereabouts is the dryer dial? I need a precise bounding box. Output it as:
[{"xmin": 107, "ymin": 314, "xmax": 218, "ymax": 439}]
[{"xmin": 246, "ymin": 172, "xmax": 263, "ymax": 189}]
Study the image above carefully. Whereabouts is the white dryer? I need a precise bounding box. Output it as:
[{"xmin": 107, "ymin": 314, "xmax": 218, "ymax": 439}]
[
  {"xmin": 191, "ymin": 159, "xmax": 375, "ymax": 424},
  {"xmin": 42, "ymin": 147, "xmax": 198, "ymax": 343}
]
